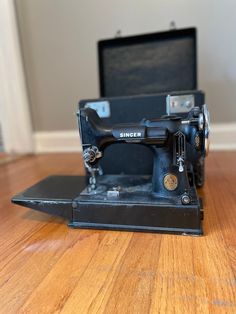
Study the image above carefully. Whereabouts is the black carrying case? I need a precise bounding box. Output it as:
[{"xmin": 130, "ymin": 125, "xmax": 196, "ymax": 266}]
[{"xmin": 98, "ymin": 27, "xmax": 197, "ymax": 97}]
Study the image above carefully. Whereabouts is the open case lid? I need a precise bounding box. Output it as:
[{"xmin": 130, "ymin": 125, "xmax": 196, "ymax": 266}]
[{"xmin": 98, "ymin": 28, "xmax": 197, "ymax": 97}]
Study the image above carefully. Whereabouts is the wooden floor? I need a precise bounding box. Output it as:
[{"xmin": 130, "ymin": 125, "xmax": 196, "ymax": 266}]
[
  {"xmin": 0, "ymin": 152, "xmax": 235, "ymax": 313},
  {"xmin": 0, "ymin": 153, "xmax": 23, "ymax": 165}
]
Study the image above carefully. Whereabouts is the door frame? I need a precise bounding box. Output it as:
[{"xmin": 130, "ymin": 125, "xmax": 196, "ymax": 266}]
[{"xmin": 0, "ymin": 0, "xmax": 33, "ymax": 154}]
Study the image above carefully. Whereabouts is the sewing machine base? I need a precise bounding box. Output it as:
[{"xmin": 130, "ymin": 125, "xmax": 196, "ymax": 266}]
[{"xmin": 12, "ymin": 175, "xmax": 203, "ymax": 236}]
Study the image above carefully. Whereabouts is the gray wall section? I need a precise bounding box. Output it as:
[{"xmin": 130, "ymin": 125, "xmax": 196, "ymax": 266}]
[{"xmin": 15, "ymin": 0, "xmax": 236, "ymax": 131}]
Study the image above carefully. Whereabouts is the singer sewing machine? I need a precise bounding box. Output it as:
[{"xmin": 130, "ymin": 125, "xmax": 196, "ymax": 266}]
[
  {"xmin": 76, "ymin": 101, "xmax": 210, "ymax": 235},
  {"xmin": 12, "ymin": 93, "xmax": 210, "ymax": 236}
]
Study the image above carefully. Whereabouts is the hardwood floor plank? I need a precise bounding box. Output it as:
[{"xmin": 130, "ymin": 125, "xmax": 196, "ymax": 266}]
[
  {"xmin": 0, "ymin": 222, "xmax": 81, "ymax": 313},
  {"xmin": 59, "ymin": 231, "xmax": 133, "ymax": 314}
]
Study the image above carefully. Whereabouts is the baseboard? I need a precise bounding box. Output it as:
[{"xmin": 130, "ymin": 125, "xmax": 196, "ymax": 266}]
[
  {"xmin": 210, "ymin": 123, "xmax": 236, "ymax": 150},
  {"xmin": 34, "ymin": 123, "xmax": 236, "ymax": 153},
  {"xmin": 34, "ymin": 131, "xmax": 81, "ymax": 153}
]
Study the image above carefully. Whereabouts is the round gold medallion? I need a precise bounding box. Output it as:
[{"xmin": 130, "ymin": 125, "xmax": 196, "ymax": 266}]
[{"xmin": 163, "ymin": 173, "xmax": 178, "ymax": 191}]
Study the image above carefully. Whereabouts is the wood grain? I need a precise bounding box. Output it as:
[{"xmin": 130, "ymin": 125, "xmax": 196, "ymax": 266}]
[{"xmin": 0, "ymin": 152, "xmax": 235, "ymax": 314}]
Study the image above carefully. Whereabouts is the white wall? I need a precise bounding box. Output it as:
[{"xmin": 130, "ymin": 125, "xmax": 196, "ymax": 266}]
[{"xmin": 15, "ymin": 0, "xmax": 236, "ymax": 132}]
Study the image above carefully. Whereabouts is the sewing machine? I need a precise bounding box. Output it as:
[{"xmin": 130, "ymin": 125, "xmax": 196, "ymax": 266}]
[
  {"xmin": 12, "ymin": 93, "xmax": 210, "ymax": 236},
  {"xmin": 75, "ymin": 100, "xmax": 209, "ymax": 235}
]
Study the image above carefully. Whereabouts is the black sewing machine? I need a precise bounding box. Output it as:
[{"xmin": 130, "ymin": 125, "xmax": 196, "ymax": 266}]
[{"xmin": 12, "ymin": 92, "xmax": 210, "ymax": 236}]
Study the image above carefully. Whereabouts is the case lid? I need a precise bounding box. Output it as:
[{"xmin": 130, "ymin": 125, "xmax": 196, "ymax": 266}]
[{"xmin": 98, "ymin": 28, "xmax": 197, "ymax": 97}]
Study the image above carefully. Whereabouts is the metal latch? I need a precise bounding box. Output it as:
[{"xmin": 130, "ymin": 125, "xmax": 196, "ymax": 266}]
[{"xmin": 166, "ymin": 95, "xmax": 195, "ymax": 115}]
